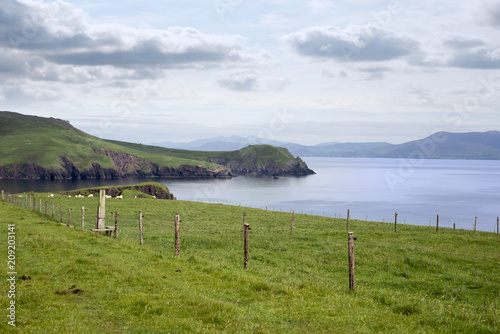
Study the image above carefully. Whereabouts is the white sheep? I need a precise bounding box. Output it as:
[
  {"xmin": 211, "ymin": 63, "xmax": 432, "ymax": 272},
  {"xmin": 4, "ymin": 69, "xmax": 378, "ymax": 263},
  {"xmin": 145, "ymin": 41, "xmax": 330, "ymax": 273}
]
[
  {"xmin": 88, "ymin": 194, "xmax": 94, "ymax": 198},
  {"xmin": 48, "ymin": 194, "xmax": 54, "ymax": 198},
  {"xmin": 105, "ymin": 195, "xmax": 112, "ymax": 199},
  {"xmin": 116, "ymin": 195, "xmax": 123, "ymax": 199}
]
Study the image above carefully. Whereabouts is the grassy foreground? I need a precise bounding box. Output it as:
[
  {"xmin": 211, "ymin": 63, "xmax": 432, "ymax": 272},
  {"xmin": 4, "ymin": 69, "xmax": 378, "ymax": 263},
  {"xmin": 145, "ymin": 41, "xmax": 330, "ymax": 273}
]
[{"xmin": 0, "ymin": 191, "xmax": 499, "ymax": 333}]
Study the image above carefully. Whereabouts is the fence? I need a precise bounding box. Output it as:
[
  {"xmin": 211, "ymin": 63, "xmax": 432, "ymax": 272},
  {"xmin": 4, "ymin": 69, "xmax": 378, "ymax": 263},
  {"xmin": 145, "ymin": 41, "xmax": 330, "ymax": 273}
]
[{"xmin": 2, "ymin": 191, "xmax": 499, "ymax": 310}]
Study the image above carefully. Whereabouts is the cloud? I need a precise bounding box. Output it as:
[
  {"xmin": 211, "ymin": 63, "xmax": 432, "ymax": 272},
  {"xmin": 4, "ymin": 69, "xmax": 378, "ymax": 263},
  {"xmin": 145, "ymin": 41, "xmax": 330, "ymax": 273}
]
[
  {"xmin": 486, "ymin": 1, "xmax": 500, "ymax": 26},
  {"xmin": 285, "ymin": 25, "xmax": 420, "ymax": 62},
  {"xmin": 449, "ymin": 49, "xmax": 500, "ymax": 69},
  {"xmin": 217, "ymin": 69, "xmax": 290, "ymax": 91},
  {"xmin": 0, "ymin": 0, "xmax": 271, "ymax": 74},
  {"xmin": 322, "ymin": 66, "xmax": 385, "ymax": 81},
  {"xmin": 442, "ymin": 35, "xmax": 485, "ymax": 50}
]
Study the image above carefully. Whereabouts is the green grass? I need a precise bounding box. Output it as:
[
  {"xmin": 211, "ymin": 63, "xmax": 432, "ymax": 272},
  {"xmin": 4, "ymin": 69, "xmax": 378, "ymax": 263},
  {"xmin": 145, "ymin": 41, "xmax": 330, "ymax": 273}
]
[{"xmin": 1, "ymin": 190, "xmax": 499, "ymax": 333}]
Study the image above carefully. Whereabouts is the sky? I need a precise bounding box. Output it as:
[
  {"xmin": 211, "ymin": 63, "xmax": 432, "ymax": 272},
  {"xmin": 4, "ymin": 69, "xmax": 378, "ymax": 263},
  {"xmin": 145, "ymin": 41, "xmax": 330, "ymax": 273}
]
[{"xmin": 1, "ymin": 0, "xmax": 499, "ymax": 146}]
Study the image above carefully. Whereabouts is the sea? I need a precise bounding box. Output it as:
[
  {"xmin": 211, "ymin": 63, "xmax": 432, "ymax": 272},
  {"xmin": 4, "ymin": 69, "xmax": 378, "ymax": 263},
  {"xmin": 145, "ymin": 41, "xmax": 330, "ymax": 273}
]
[{"xmin": 1, "ymin": 157, "xmax": 499, "ymax": 232}]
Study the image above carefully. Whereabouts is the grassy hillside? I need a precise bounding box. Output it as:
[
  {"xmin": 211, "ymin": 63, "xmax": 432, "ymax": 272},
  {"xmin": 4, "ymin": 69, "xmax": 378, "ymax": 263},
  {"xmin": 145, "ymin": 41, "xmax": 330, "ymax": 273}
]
[
  {"xmin": 1, "ymin": 189, "xmax": 498, "ymax": 333},
  {"xmin": 0, "ymin": 111, "xmax": 222, "ymax": 171},
  {"xmin": 0, "ymin": 111, "xmax": 312, "ymax": 178}
]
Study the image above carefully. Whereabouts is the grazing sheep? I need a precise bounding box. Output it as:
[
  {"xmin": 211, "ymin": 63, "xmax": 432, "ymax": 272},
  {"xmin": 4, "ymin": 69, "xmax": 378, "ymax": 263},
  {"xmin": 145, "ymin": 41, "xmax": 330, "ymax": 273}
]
[
  {"xmin": 105, "ymin": 195, "xmax": 112, "ymax": 199},
  {"xmin": 88, "ymin": 194, "xmax": 94, "ymax": 198},
  {"xmin": 48, "ymin": 194, "xmax": 54, "ymax": 198},
  {"xmin": 116, "ymin": 195, "xmax": 123, "ymax": 199}
]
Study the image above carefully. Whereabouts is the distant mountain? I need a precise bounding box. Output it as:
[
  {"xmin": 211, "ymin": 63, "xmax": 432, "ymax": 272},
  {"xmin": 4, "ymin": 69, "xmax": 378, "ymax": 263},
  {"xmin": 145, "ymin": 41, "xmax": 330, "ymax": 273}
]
[
  {"xmin": 152, "ymin": 131, "xmax": 500, "ymax": 160},
  {"xmin": 151, "ymin": 135, "xmax": 284, "ymax": 151}
]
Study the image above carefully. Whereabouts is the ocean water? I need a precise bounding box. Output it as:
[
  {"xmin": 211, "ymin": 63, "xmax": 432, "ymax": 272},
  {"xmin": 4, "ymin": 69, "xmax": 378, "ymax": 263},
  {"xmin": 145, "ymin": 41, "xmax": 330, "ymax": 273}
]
[{"xmin": 1, "ymin": 158, "xmax": 499, "ymax": 231}]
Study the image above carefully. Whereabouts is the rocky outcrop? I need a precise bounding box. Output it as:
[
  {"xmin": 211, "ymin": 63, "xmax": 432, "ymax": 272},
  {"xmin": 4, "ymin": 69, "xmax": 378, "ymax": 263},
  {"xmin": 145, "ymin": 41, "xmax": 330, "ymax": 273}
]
[{"xmin": 206, "ymin": 145, "xmax": 315, "ymax": 177}]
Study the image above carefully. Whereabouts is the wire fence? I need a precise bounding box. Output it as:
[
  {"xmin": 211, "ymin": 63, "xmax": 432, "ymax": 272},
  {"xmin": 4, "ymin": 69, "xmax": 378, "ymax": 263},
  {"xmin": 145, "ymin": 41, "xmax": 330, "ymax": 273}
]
[{"xmin": 2, "ymin": 191, "xmax": 499, "ymax": 310}]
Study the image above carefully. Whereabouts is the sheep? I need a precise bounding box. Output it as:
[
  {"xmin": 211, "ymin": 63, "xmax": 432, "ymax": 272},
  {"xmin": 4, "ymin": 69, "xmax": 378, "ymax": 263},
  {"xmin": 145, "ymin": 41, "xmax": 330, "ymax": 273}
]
[
  {"xmin": 105, "ymin": 195, "xmax": 112, "ymax": 199},
  {"xmin": 88, "ymin": 194, "xmax": 94, "ymax": 198},
  {"xmin": 116, "ymin": 195, "xmax": 123, "ymax": 199},
  {"xmin": 48, "ymin": 194, "xmax": 54, "ymax": 198}
]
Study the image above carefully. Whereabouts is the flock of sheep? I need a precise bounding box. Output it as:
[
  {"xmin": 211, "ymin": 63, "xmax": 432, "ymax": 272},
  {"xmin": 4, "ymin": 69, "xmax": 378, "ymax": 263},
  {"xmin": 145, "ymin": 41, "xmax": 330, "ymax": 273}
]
[
  {"xmin": 47, "ymin": 193, "xmax": 124, "ymax": 199},
  {"xmin": 47, "ymin": 194, "xmax": 156, "ymax": 199}
]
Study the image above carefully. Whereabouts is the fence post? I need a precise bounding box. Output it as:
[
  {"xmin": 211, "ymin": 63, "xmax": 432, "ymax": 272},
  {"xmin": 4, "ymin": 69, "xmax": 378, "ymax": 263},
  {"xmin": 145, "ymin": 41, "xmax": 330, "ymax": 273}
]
[
  {"xmin": 45, "ymin": 201, "xmax": 48, "ymax": 216},
  {"xmin": 52, "ymin": 203, "xmax": 55, "ymax": 218},
  {"xmin": 29, "ymin": 195, "xmax": 32, "ymax": 210},
  {"xmin": 242, "ymin": 212, "xmax": 246, "ymax": 235},
  {"xmin": 395, "ymin": 212, "xmax": 398, "ymax": 232},
  {"xmin": 97, "ymin": 190, "xmax": 106, "ymax": 230},
  {"xmin": 114, "ymin": 211, "xmax": 118, "ymax": 238},
  {"xmin": 474, "ymin": 216, "xmax": 477, "ymax": 232},
  {"xmin": 244, "ymin": 223, "xmax": 250, "ymax": 269},
  {"xmin": 346, "ymin": 209, "xmax": 350, "ymax": 231},
  {"xmin": 453, "ymin": 223, "xmax": 456, "ymax": 230},
  {"xmin": 68, "ymin": 209, "xmax": 72, "ymax": 226},
  {"xmin": 81, "ymin": 207, "xmax": 85, "ymax": 230},
  {"xmin": 174, "ymin": 212, "xmax": 180, "ymax": 256},
  {"xmin": 348, "ymin": 232, "xmax": 355, "ymax": 290},
  {"xmin": 290, "ymin": 210, "xmax": 295, "ymax": 235},
  {"xmin": 39, "ymin": 199, "xmax": 42, "ymax": 213},
  {"xmin": 139, "ymin": 210, "xmax": 144, "ymax": 246},
  {"xmin": 436, "ymin": 214, "xmax": 439, "ymax": 232},
  {"xmin": 60, "ymin": 205, "xmax": 63, "ymax": 223}
]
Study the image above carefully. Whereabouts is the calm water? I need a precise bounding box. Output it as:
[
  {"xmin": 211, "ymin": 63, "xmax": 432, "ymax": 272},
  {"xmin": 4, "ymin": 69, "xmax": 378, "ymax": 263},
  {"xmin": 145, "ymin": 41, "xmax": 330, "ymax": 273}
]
[{"xmin": 1, "ymin": 158, "xmax": 499, "ymax": 231}]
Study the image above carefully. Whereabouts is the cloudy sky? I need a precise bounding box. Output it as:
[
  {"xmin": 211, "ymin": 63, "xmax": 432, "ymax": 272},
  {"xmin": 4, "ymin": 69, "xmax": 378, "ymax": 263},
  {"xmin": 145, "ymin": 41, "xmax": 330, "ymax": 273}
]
[{"xmin": 1, "ymin": 0, "xmax": 499, "ymax": 145}]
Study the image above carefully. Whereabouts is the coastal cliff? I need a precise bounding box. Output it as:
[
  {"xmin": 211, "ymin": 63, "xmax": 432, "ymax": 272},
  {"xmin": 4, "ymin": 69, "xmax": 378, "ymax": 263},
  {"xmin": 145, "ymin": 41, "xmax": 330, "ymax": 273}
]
[{"xmin": 0, "ymin": 111, "xmax": 314, "ymax": 180}]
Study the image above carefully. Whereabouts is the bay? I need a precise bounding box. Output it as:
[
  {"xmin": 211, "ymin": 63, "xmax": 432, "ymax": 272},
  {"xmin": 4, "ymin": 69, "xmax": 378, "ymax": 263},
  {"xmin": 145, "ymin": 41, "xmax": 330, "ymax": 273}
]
[{"xmin": 1, "ymin": 158, "xmax": 499, "ymax": 232}]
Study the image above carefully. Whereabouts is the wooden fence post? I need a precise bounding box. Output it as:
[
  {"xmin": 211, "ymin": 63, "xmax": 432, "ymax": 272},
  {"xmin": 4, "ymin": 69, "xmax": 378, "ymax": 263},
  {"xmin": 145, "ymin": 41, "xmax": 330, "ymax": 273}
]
[
  {"xmin": 174, "ymin": 212, "xmax": 180, "ymax": 256},
  {"xmin": 39, "ymin": 200, "xmax": 42, "ymax": 213},
  {"xmin": 97, "ymin": 190, "xmax": 106, "ymax": 230},
  {"xmin": 244, "ymin": 223, "xmax": 250, "ymax": 269},
  {"xmin": 81, "ymin": 207, "xmax": 85, "ymax": 230},
  {"xmin": 348, "ymin": 232, "xmax": 355, "ymax": 290},
  {"xmin": 436, "ymin": 214, "xmax": 439, "ymax": 232},
  {"xmin": 453, "ymin": 223, "xmax": 456, "ymax": 230},
  {"xmin": 290, "ymin": 210, "xmax": 295, "ymax": 235},
  {"xmin": 139, "ymin": 210, "xmax": 144, "ymax": 246},
  {"xmin": 68, "ymin": 209, "xmax": 72, "ymax": 226},
  {"xmin": 52, "ymin": 203, "xmax": 55, "ymax": 218},
  {"xmin": 346, "ymin": 209, "xmax": 350, "ymax": 231},
  {"xmin": 60, "ymin": 205, "xmax": 63, "ymax": 223},
  {"xmin": 242, "ymin": 212, "xmax": 246, "ymax": 235},
  {"xmin": 474, "ymin": 216, "xmax": 477, "ymax": 232},
  {"xmin": 114, "ymin": 211, "xmax": 118, "ymax": 238},
  {"xmin": 45, "ymin": 201, "xmax": 47, "ymax": 216},
  {"xmin": 395, "ymin": 212, "xmax": 398, "ymax": 232}
]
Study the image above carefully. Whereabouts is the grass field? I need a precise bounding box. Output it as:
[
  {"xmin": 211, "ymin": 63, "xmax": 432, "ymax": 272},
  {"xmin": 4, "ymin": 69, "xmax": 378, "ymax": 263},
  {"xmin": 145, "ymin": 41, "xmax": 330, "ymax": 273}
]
[{"xmin": 1, "ymin": 188, "xmax": 499, "ymax": 333}]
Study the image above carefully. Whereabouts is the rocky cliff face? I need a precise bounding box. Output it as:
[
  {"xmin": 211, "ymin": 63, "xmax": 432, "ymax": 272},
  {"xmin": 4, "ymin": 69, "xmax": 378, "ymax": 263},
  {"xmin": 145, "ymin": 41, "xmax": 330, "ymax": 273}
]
[{"xmin": 0, "ymin": 149, "xmax": 233, "ymax": 180}]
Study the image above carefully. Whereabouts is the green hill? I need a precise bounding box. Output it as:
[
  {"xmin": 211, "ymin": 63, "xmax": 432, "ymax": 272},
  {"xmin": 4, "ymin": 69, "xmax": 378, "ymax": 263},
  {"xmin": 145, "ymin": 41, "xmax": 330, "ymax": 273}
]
[{"xmin": 0, "ymin": 111, "xmax": 314, "ymax": 179}]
